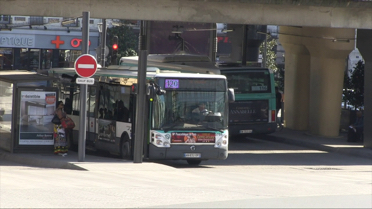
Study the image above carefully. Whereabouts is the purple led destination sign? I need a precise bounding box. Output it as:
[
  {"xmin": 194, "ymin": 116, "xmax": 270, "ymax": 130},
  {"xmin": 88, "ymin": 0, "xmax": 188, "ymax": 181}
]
[{"xmin": 165, "ymin": 79, "xmax": 179, "ymax": 89}]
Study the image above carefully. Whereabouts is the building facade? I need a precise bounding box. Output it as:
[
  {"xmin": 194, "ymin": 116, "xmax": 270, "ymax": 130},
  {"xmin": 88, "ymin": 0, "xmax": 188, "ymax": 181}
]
[{"xmin": 0, "ymin": 15, "xmax": 100, "ymax": 72}]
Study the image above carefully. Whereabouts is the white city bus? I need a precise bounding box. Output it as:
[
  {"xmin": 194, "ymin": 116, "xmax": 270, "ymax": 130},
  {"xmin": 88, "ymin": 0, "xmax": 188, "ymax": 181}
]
[
  {"xmin": 120, "ymin": 54, "xmax": 277, "ymax": 136},
  {"xmin": 49, "ymin": 66, "xmax": 234, "ymax": 165}
]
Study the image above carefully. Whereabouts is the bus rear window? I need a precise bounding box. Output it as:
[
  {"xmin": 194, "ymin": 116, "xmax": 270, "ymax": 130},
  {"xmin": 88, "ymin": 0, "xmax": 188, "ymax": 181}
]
[{"xmin": 222, "ymin": 71, "xmax": 271, "ymax": 94}]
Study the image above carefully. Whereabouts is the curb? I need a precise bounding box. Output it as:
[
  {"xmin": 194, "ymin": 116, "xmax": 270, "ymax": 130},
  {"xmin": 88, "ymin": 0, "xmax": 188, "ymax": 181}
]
[{"xmin": 0, "ymin": 151, "xmax": 86, "ymax": 170}]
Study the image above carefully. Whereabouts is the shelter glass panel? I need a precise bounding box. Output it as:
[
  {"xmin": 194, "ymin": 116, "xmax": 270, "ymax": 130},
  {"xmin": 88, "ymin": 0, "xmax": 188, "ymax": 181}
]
[{"xmin": 0, "ymin": 80, "xmax": 13, "ymax": 151}]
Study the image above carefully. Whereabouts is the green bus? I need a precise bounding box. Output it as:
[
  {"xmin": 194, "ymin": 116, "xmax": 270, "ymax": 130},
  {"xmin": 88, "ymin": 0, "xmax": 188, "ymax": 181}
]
[{"xmin": 218, "ymin": 66, "xmax": 277, "ymax": 136}]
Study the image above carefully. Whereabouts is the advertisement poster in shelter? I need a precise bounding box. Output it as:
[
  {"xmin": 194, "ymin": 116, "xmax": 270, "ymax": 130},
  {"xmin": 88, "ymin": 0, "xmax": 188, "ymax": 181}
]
[{"xmin": 19, "ymin": 90, "xmax": 56, "ymax": 145}]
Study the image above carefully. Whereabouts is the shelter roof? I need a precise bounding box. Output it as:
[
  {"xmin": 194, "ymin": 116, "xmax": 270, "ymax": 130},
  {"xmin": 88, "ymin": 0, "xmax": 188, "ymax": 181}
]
[{"xmin": 0, "ymin": 71, "xmax": 53, "ymax": 83}]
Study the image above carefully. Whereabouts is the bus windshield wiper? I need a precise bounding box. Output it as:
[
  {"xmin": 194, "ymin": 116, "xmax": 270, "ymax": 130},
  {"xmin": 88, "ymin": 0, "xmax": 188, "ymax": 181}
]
[
  {"xmin": 162, "ymin": 123, "xmax": 179, "ymax": 132},
  {"xmin": 204, "ymin": 125, "xmax": 224, "ymax": 132}
]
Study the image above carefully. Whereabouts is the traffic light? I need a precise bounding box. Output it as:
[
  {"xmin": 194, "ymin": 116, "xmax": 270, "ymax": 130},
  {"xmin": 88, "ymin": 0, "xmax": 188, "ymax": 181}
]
[
  {"xmin": 131, "ymin": 84, "xmax": 137, "ymax": 94},
  {"xmin": 111, "ymin": 35, "xmax": 118, "ymax": 64}
]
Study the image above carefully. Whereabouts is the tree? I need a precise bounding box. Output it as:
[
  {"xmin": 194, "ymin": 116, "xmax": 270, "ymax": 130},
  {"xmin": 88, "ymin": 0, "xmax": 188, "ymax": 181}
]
[
  {"xmin": 342, "ymin": 68, "xmax": 353, "ymax": 108},
  {"xmin": 259, "ymin": 35, "xmax": 284, "ymax": 91},
  {"xmin": 275, "ymin": 67, "xmax": 285, "ymax": 91},
  {"xmin": 259, "ymin": 35, "xmax": 277, "ymax": 72},
  {"xmin": 343, "ymin": 60, "xmax": 364, "ymax": 110},
  {"xmin": 349, "ymin": 60, "xmax": 364, "ymax": 109},
  {"xmin": 106, "ymin": 20, "xmax": 138, "ymax": 65}
]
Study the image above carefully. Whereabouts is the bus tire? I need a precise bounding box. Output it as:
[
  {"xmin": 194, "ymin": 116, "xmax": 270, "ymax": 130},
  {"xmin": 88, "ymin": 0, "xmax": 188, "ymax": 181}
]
[
  {"xmin": 186, "ymin": 159, "xmax": 202, "ymax": 165},
  {"xmin": 120, "ymin": 136, "xmax": 131, "ymax": 160}
]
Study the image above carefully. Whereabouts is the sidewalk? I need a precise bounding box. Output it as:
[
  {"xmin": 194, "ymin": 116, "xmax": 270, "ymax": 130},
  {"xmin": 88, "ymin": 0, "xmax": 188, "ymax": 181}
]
[
  {"xmin": 267, "ymin": 128, "xmax": 372, "ymax": 160},
  {"xmin": 1, "ymin": 128, "xmax": 371, "ymax": 170},
  {"xmin": 0, "ymin": 149, "xmax": 174, "ymax": 171}
]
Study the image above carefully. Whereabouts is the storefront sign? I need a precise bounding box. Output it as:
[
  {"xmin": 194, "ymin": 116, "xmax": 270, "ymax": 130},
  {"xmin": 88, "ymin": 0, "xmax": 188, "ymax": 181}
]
[
  {"xmin": 51, "ymin": 35, "xmax": 64, "ymax": 49},
  {"xmin": 19, "ymin": 91, "xmax": 56, "ymax": 145},
  {"xmin": 51, "ymin": 36, "xmax": 92, "ymax": 49},
  {"xmin": 0, "ymin": 35, "xmax": 35, "ymax": 47},
  {"xmin": 70, "ymin": 38, "xmax": 91, "ymax": 48},
  {"xmin": 0, "ymin": 32, "xmax": 99, "ymax": 50}
]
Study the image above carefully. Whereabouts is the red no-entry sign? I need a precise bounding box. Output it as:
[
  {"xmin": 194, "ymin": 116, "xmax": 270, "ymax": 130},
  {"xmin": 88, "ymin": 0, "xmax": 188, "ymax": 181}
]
[{"xmin": 74, "ymin": 54, "xmax": 97, "ymax": 78}]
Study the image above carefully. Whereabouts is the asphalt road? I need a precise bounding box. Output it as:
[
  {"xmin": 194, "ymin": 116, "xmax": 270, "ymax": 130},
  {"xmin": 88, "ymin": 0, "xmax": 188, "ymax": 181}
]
[{"xmin": 1, "ymin": 136, "xmax": 371, "ymax": 208}]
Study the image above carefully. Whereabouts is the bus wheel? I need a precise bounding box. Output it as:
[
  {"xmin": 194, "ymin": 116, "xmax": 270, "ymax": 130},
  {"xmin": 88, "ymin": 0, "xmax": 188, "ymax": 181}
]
[
  {"xmin": 186, "ymin": 159, "xmax": 202, "ymax": 165},
  {"xmin": 120, "ymin": 139, "xmax": 131, "ymax": 160}
]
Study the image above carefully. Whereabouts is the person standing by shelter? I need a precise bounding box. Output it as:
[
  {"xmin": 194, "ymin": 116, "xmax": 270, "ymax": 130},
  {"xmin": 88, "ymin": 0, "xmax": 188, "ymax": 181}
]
[
  {"xmin": 52, "ymin": 101, "xmax": 68, "ymax": 156},
  {"xmin": 275, "ymin": 87, "xmax": 283, "ymax": 120},
  {"xmin": 347, "ymin": 110, "xmax": 364, "ymax": 142}
]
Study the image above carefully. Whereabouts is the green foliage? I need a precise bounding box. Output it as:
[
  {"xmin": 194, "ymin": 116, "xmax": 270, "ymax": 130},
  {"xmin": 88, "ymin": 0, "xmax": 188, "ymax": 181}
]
[
  {"xmin": 259, "ymin": 35, "xmax": 284, "ymax": 91},
  {"xmin": 343, "ymin": 60, "xmax": 364, "ymax": 109},
  {"xmin": 259, "ymin": 36, "xmax": 278, "ymax": 72},
  {"xmin": 107, "ymin": 20, "xmax": 138, "ymax": 61},
  {"xmin": 275, "ymin": 67, "xmax": 285, "ymax": 91},
  {"xmin": 342, "ymin": 69, "xmax": 353, "ymax": 107},
  {"xmin": 350, "ymin": 60, "xmax": 364, "ymax": 109}
]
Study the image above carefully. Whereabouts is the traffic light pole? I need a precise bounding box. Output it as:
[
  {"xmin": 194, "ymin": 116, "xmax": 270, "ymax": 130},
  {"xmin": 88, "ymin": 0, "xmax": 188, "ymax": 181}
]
[
  {"xmin": 111, "ymin": 36, "xmax": 118, "ymax": 65},
  {"xmin": 101, "ymin": 19, "xmax": 107, "ymax": 67},
  {"xmin": 78, "ymin": 11, "xmax": 89, "ymax": 162},
  {"xmin": 133, "ymin": 21, "xmax": 148, "ymax": 163}
]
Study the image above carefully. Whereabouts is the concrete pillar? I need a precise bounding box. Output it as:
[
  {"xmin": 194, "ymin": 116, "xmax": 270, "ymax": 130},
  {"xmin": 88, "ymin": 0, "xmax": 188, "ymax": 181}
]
[
  {"xmin": 246, "ymin": 25, "xmax": 266, "ymax": 62},
  {"xmin": 227, "ymin": 24, "xmax": 243, "ymax": 62},
  {"xmin": 302, "ymin": 27, "xmax": 355, "ymax": 137},
  {"xmin": 356, "ymin": 29, "xmax": 372, "ymax": 148},
  {"xmin": 278, "ymin": 26, "xmax": 310, "ymax": 131},
  {"xmin": 225, "ymin": 24, "xmax": 266, "ymax": 63}
]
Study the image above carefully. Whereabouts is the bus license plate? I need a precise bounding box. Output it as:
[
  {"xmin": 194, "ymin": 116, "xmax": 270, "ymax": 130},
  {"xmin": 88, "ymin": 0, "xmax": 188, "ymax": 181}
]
[
  {"xmin": 184, "ymin": 153, "xmax": 201, "ymax": 158},
  {"xmin": 240, "ymin": 130, "xmax": 252, "ymax": 133}
]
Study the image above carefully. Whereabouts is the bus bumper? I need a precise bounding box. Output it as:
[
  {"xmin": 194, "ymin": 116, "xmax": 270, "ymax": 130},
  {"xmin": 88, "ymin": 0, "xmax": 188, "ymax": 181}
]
[
  {"xmin": 229, "ymin": 123, "xmax": 277, "ymax": 136},
  {"xmin": 148, "ymin": 144, "xmax": 228, "ymax": 160}
]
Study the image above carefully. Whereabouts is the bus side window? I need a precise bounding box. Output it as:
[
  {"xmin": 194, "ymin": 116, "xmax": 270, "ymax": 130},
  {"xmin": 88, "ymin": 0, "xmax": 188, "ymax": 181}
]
[
  {"xmin": 98, "ymin": 84, "xmax": 116, "ymax": 120},
  {"xmin": 88, "ymin": 86, "xmax": 96, "ymax": 117},
  {"xmin": 115, "ymin": 86, "xmax": 131, "ymax": 122},
  {"xmin": 98, "ymin": 85, "xmax": 107, "ymax": 119},
  {"xmin": 64, "ymin": 97, "xmax": 72, "ymax": 114},
  {"xmin": 72, "ymin": 85, "xmax": 80, "ymax": 115}
]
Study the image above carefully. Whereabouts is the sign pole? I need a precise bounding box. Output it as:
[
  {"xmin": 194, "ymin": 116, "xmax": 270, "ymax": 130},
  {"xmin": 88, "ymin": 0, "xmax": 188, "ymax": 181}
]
[
  {"xmin": 78, "ymin": 11, "xmax": 90, "ymax": 162},
  {"xmin": 133, "ymin": 20, "xmax": 148, "ymax": 163},
  {"xmin": 101, "ymin": 19, "xmax": 107, "ymax": 67}
]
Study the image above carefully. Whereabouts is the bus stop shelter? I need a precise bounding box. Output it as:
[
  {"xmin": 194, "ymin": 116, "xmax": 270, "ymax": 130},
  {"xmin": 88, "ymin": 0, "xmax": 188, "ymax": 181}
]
[{"xmin": 0, "ymin": 70, "xmax": 57, "ymax": 153}]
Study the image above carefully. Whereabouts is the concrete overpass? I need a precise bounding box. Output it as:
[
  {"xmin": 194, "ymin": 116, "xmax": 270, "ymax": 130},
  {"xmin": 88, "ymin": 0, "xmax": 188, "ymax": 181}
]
[
  {"xmin": 1, "ymin": 0, "xmax": 372, "ymax": 28},
  {"xmin": 1, "ymin": 0, "xmax": 372, "ymax": 148}
]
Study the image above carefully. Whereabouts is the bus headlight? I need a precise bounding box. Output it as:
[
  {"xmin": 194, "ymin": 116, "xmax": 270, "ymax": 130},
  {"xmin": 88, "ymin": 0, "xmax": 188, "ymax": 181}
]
[
  {"xmin": 214, "ymin": 132, "xmax": 228, "ymax": 148},
  {"xmin": 152, "ymin": 131, "xmax": 171, "ymax": 147}
]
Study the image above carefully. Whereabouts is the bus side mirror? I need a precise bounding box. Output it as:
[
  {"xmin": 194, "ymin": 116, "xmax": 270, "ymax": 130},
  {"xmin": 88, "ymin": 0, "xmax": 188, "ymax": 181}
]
[
  {"xmin": 147, "ymin": 83, "xmax": 160, "ymax": 101},
  {"xmin": 228, "ymin": 88, "xmax": 235, "ymax": 103},
  {"xmin": 146, "ymin": 83, "xmax": 154, "ymax": 96},
  {"xmin": 156, "ymin": 87, "xmax": 166, "ymax": 95}
]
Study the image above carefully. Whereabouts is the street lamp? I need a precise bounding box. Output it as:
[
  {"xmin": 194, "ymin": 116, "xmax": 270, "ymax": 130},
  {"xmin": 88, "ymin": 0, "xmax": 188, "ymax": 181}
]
[
  {"xmin": 61, "ymin": 17, "xmax": 81, "ymax": 26},
  {"xmin": 97, "ymin": 19, "xmax": 107, "ymax": 67},
  {"xmin": 97, "ymin": 22, "xmax": 103, "ymax": 33}
]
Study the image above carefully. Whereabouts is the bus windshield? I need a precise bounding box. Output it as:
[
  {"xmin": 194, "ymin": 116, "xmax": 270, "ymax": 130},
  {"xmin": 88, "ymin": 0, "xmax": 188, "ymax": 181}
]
[
  {"xmin": 223, "ymin": 70, "xmax": 272, "ymax": 94},
  {"xmin": 153, "ymin": 90, "xmax": 227, "ymax": 132}
]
